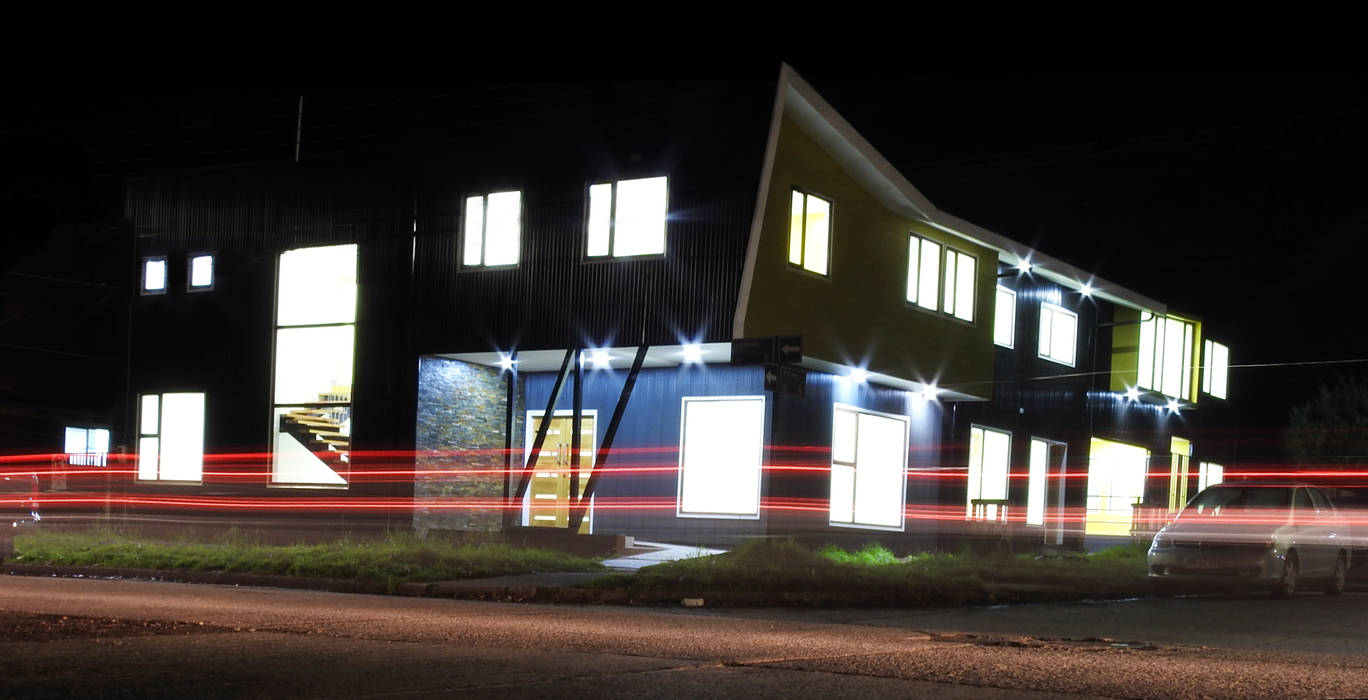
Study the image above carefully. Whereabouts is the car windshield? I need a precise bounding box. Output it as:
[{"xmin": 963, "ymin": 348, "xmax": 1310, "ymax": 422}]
[{"xmin": 1179, "ymin": 486, "xmax": 1293, "ymax": 519}]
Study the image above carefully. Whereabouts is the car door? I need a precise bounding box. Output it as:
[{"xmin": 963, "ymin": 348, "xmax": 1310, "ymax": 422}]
[
  {"xmin": 1292, "ymin": 487, "xmax": 1328, "ymax": 576},
  {"xmin": 1308, "ymin": 487, "xmax": 1344, "ymax": 572}
]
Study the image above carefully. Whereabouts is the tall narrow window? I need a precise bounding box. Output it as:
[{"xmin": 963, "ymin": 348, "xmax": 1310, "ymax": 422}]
[
  {"xmin": 906, "ymin": 234, "xmax": 941, "ymax": 310},
  {"xmin": 942, "ymin": 249, "xmax": 976, "ymax": 322},
  {"xmin": 994, "ymin": 286, "xmax": 1016, "ymax": 348},
  {"xmin": 142, "ymin": 257, "xmax": 167, "ymax": 295},
  {"xmin": 188, "ymin": 254, "xmax": 214, "ymax": 290},
  {"xmin": 788, "ymin": 189, "xmax": 831, "ymax": 275},
  {"xmin": 137, "ymin": 392, "xmax": 205, "ymax": 482},
  {"xmin": 463, "ymin": 190, "xmax": 521, "ymax": 267},
  {"xmin": 1038, "ymin": 303, "xmax": 1078, "ymax": 366},
  {"xmin": 272, "ymin": 244, "xmax": 356, "ymax": 486},
  {"xmin": 587, "ymin": 176, "xmax": 667, "ymax": 258},
  {"xmin": 966, "ymin": 425, "xmax": 1011, "ymax": 519},
  {"xmin": 830, "ymin": 404, "xmax": 908, "ymax": 530},
  {"xmin": 677, "ymin": 396, "xmax": 765, "ymax": 518},
  {"xmin": 1202, "ymin": 339, "xmax": 1229, "ymax": 399}
]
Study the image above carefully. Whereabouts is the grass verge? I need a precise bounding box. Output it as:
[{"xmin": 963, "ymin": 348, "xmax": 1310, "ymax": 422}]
[
  {"xmin": 11, "ymin": 528, "xmax": 604, "ymax": 593},
  {"xmin": 588, "ymin": 539, "xmax": 1150, "ymax": 606}
]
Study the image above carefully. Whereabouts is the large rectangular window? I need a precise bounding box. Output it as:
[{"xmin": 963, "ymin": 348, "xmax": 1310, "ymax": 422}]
[
  {"xmin": 587, "ymin": 176, "xmax": 667, "ymax": 258},
  {"xmin": 463, "ymin": 190, "xmax": 521, "ymax": 267},
  {"xmin": 1202, "ymin": 339, "xmax": 1229, "ymax": 399},
  {"xmin": 966, "ymin": 425, "xmax": 1011, "ymax": 519},
  {"xmin": 942, "ymin": 249, "xmax": 976, "ymax": 322},
  {"xmin": 788, "ymin": 189, "xmax": 831, "ymax": 275},
  {"xmin": 137, "ymin": 392, "xmax": 205, "ymax": 483},
  {"xmin": 830, "ymin": 404, "xmax": 908, "ymax": 530},
  {"xmin": 994, "ymin": 286, "xmax": 1016, "ymax": 348},
  {"xmin": 1038, "ymin": 303, "xmax": 1078, "ymax": 366},
  {"xmin": 1137, "ymin": 314, "xmax": 1196, "ymax": 400},
  {"xmin": 272, "ymin": 244, "xmax": 355, "ymax": 487},
  {"xmin": 1085, "ymin": 437, "xmax": 1149, "ymax": 536},
  {"xmin": 905, "ymin": 234, "xmax": 941, "ymax": 310},
  {"xmin": 677, "ymin": 396, "xmax": 765, "ymax": 518}
]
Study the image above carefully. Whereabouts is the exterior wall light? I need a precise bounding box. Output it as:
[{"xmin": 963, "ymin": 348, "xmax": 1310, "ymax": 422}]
[
  {"xmin": 1125, "ymin": 387, "xmax": 1140, "ymax": 402},
  {"xmin": 681, "ymin": 344, "xmax": 703, "ymax": 364},
  {"xmin": 1016, "ymin": 259, "xmax": 1032, "ymax": 273},
  {"xmin": 498, "ymin": 354, "xmax": 516, "ymax": 372},
  {"xmin": 590, "ymin": 349, "xmax": 612, "ymax": 369},
  {"xmin": 1166, "ymin": 398, "xmax": 1180, "ymax": 413},
  {"xmin": 1079, "ymin": 282, "xmax": 1094, "ymax": 297},
  {"xmin": 848, "ymin": 368, "xmax": 868, "ymax": 384},
  {"xmin": 921, "ymin": 383, "xmax": 940, "ymax": 401}
]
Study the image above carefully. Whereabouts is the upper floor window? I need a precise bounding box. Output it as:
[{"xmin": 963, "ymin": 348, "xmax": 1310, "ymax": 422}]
[
  {"xmin": 1202, "ymin": 339, "xmax": 1229, "ymax": 399},
  {"xmin": 463, "ymin": 190, "xmax": 522, "ymax": 267},
  {"xmin": 142, "ymin": 257, "xmax": 167, "ymax": 295},
  {"xmin": 587, "ymin": 176, "xmax": 667, "ymax": 258},
  {"xmin": 788, "ymin": 189, "xmax": 831, "ymax": 275},
  {"xmin": 189, "ymin": 254, "xmax": 214, "ymax": 290},
  {"xmin": 942, "ymin": 249, "xmax": 976, "ymax": 323},
  {"xmin": 1038, "ymin": 302, "xmax": 1078, "ymax": 366},
  {"xmin": 993, "ymin": 286, "xmax": 1016, "ymax": 348},
  {"xmin": 905, "ymin": 234, "xmax": 941, "ymax": 310},
  {"xmin": 1138, "ymin": 314, "xmax": 1196, "ymax": 400}
]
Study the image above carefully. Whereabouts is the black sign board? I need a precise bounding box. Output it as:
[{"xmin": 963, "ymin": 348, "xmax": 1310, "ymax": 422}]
[
  {"xmin": 776, "ymin": 335, "xmax": 802, "ymax": 364},
  {"xmin": 731, "ymin": 337, "xmax": 774, "ymax": 365},
  {"xmin": 764, "ymin": 363, "xmax": 806, "ymax": 397}
]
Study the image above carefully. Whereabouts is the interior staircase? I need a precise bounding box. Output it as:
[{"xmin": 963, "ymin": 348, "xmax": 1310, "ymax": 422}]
[{"xmin": 279, "ymin": 388, "xmax": 351, "ymax": 471}]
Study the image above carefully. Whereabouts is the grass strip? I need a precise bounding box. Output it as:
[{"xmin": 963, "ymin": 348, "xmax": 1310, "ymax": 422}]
[{"xmin": 12, "ymin": 528, "xmax": 604, "ymax": 593}]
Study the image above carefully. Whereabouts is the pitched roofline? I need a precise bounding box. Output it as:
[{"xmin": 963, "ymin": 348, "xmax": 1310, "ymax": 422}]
[{"xmin": 767, "ymin": 63, "xmax": 1169, "ymax": 317}]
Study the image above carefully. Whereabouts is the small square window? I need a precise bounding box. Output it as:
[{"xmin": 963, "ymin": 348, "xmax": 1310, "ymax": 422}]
[
  {"xmin": 586, "ymin": 176, "xmax": 667, "ymax": 258},
  {"xmin": 142, "ymin": 257, "xmax": 167, "ymax": 295},
  {"xmin": 189, "ymin": 254, "xmax": 214, "ymax": 290}
]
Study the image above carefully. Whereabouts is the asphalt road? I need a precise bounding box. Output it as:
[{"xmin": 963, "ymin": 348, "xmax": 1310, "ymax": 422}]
[{"xmin": 2, "ymin": 575, "xmax": 1367, "ymax": 699}]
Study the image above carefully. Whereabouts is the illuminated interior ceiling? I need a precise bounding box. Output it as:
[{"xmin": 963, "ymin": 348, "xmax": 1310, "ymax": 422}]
[{"xmin": 439, "ymin": 343, "xmax": 978, "ymax": 401}]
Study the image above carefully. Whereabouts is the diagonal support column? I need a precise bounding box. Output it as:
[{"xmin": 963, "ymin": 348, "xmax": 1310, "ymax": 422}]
[
  {"xmin": 568, "ymin": 343, "xmax": 648, "ymax": 533},
  {"xmin": 512, "ymin": 348, "xmax": 575, "ymax": 502}
]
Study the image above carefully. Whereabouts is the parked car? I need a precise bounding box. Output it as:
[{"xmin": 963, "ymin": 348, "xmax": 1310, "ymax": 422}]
[
  {"xmin": 1148, "ymin": 483, "xmax": 1350, "ymax": 598},
  {"xmin": 0, "ymin": 472, "xmax": 41, "ymax": 562}
]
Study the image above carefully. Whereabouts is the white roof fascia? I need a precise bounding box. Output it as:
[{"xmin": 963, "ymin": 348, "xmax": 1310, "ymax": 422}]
[
  {"xmin": 732, "ymin": 69, "xmax": 790, "ymax": 339},
  {"xmin": 780, "ymin": 65, "xmax": 1168, "ymax": 317}
]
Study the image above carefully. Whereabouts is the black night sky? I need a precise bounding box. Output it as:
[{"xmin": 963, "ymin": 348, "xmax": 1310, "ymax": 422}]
[{"xmin": 4, "ymin": 64, "xmax": 1365, "ymax": 440}]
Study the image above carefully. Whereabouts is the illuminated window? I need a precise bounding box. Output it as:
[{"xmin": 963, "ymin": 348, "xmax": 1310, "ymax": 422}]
[
  {"xmin": 141, "ymin": 257, "xmax": 167, "ymax": 295},
  {"xmin": 587, "ymin": 176, "xmax": 668, "ymax": 258},
  {"xmin": 966, "ymin": 425, "xmax": 1010, "ymax": 519},
  {"xmin": 1198, "ymin": 461, "xmax": 1224, "ymax": 491},
  {"xmin": 677, "ymin": 396, "xmax": 764, "ymax": 518},
  {"xmin": 463, "ymin": 190, "xmax": 521, "ymax": 267},
  {"xmin": 787, "ymin": 189, "xmax": 831, "ymax": 275},
  {"xmin": 1085, "ymin": 437, "xmax": 1149, "ymax": 536},
  {"xmin": 942, "ymin": 249, "xmax": 976, "ymax": 322},
  {"xmin": 1137, "ymin": 314, "xmax": 1196, "ymax": 399},
  {"xmin": 1202, "ymin": 339, "xmax": 1229, "ymax": 399},
  {"xmin": 188, "ymin": 254, "xmax": 214, "ymax": 290},
  {"xmin": 830, "ymin": 404, "xmax": 908, "ymax": 530},
  {"xmin": 994, "ymin": 286, "xmax": 1016, "ymax": 348},
  {"xmin": 64, "ymin": 426, "xmax": 110, "ymax": 467},
  {"xmin": 1038, "ymin": 303, "xmax": 1077, "ymax": 366},
  {"xmin": 905, "ymin": 234, "xmax": 941, "ymax": 310},
  {"xmin": 272, "ymin": 244, "xmax": 355, "ymax": 486},
  {"xmin": 137, "ymin": 392, "xmax": 205, "ymax": 482}
]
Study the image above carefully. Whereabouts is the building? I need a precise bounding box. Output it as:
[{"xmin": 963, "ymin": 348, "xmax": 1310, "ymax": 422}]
[{"xmin": 46, "ymin": 66, "xmax": 1238, "ymax": 549}]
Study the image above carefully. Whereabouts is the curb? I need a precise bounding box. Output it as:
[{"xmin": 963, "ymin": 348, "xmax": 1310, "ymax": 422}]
[{"xmin": 3, "ymin": 563, "xmax": 388, "ymax": 595}]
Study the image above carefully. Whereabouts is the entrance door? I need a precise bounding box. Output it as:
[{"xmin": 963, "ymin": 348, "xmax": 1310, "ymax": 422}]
[
  {"xmin": 1167, "ymin": 437, "xmax": 1192, "ymax": 513},
  {"xmin": 524, "ymin": 412, "xmax": 595, "ymax": 534},
  {"xmin": 1029, "ymin": 438, "xmax": 1068, "ymax": 545}
]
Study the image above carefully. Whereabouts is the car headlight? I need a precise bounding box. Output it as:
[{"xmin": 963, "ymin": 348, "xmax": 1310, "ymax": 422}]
[{"xmin": 1153, "ymin": 534, "xmax": 1171, "ymax": 548}]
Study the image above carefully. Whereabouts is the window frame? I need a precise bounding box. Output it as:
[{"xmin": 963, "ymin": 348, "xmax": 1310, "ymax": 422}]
[
  {"xmin": 1137, "ymin": 314, "xmax": 1197, "ymax": 400},
  {"xmin": 828, "ymin": 403, "xmax": 910, "ymax": 532},
  {"xmin": 141, "ymin": 255, "xmax": 168, "ymax": 296},
  {"xmin": 584, "ymin": 175, "xmax": 669, "ymax": 260},
  {"xmin": 460, "ymin": 190, "xmax": 523, "ymax": 269},
  {"xmin": 676, "ymin": 395, "xmax": 766, "ymax": 520},
  {"xmin": 966, "ymin": 424, "xmax": 1012, "ymax": 519},
  {"xmin": 905, "ymin": 233, "xmax": 942, "ymax": 311},
  {"xmin": 136, "ymin": 391, "xmax": 205, "ymax": 484},
  {"xmin": 1202, "ymin": 339, "xmax": 1229, "ymax": 400},
  {"xmin": 1038, "ymin": 302, "xmax": 1079, "ymax": 367},
  {"xmin": 787, "ymin": 188, "xmax": 833, "ymax": 277},
  {"xmin": 187, "ymin": 252, "xmax": 215, "ymax": 292},
  {"xmin": 941, "ymin": 247, "xmax": 977, "ymax": 323},
  {"xmin": 993, "ymin": 285, "xmax": 1017, "ymax": 348}
]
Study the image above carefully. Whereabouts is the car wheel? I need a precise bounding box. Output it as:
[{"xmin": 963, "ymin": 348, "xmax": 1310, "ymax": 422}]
[
  {"xmin": 1272, "ymin": 553, "xmax": 1298, "ymax": 599},
  {"xmin": 1325, "ymin": 553, "xmax": 1347, "ymax": 596}
]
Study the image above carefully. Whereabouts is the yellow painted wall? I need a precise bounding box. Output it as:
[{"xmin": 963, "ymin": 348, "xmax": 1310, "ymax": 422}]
[{"xmin": 741, "ymin": 116, "xmax": 996, "ymax": 397}]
